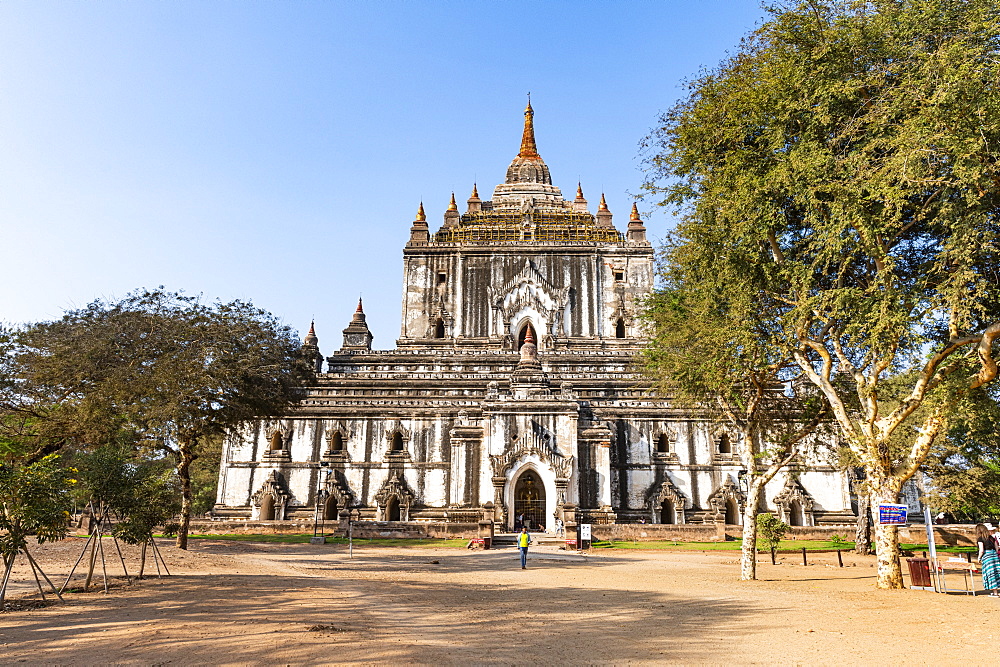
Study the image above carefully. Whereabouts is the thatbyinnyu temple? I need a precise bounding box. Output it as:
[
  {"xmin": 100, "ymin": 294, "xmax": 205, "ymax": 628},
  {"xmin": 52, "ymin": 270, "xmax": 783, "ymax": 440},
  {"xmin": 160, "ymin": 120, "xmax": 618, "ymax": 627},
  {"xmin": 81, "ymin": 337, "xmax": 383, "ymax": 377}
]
[{"xmin": 214, "ymin": 103, "xmax": 854, "ymax": 531}]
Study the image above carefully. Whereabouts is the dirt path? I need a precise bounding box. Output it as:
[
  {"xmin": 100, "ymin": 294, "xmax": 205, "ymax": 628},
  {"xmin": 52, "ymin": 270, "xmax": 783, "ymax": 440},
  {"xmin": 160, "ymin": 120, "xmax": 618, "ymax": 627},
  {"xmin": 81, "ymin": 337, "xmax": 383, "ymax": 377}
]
[{"xmin": 1, "ymin": 537, "xmax": 997, "ymax": 664}]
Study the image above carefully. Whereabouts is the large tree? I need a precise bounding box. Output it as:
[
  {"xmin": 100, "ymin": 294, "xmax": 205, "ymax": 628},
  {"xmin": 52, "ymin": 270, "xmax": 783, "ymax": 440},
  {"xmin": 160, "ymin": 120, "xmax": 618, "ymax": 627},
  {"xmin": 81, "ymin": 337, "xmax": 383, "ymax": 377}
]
[
  {"xmin": 642, "ymin": 256, "xmax": 830, "ymax": 581},
  {"xmin": 643, "ymin": 0, "xmax": 1000, "ymax": 588},
  {"xmin": 6, "ymin": 289, "xmax": 312, "ymax": 548}
]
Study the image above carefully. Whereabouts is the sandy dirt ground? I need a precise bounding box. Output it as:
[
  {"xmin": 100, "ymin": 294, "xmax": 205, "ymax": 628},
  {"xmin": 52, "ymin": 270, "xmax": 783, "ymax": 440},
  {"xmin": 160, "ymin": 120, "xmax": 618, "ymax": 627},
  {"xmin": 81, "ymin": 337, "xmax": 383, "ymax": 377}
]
[{"xmin": 1, "ymin": 535, "xmax": 999, "ymax": 665}]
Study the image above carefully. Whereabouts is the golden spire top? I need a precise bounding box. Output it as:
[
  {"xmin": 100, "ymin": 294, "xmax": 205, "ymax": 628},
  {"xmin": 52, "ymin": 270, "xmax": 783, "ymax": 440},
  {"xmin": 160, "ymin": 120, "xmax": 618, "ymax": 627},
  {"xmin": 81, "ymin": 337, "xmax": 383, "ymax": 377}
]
[
  {"xmin": 517, "ymin": 96, "xmax": 540, "ymax": 159},
  {"xmin": 576, "ymin": 182, "xmax": 585, "ymax": 200},
  {"xmin": 630, "ymin": 202, "xmax": 641, "ymax": 221},
  {"xmin": 470, "ymin": 183, "xmax": 479, "ymax": 199},
  {"xmin": 356, "ymin": 297, "xmax": 364, "ymax": 313},
  {"xmin": 448, "ymin": 192, "xmax": 458, "ymax": 211},
  {"xmin": 415, "ymin": 202, "xmax": 426, "ymax": 222},
  {"xmin": 599, "ymin": 193, "xmax": 609, "ymax": 211}
]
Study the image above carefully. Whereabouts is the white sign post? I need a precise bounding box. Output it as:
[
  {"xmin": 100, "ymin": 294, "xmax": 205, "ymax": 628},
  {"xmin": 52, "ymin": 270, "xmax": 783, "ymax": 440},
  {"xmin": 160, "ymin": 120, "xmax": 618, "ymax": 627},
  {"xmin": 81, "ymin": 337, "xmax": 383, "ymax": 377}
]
[{"xmin": 579, "ymin": 523, "xmax": 592, "ymax": 550}]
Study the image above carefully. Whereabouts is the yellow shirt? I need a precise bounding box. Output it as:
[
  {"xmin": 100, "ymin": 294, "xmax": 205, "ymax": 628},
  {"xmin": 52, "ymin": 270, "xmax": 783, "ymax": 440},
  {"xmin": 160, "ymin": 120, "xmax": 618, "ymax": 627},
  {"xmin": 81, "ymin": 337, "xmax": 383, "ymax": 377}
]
[{"xmin": 518, "ymin": 532, "xmax": 530, "ymax": 547}]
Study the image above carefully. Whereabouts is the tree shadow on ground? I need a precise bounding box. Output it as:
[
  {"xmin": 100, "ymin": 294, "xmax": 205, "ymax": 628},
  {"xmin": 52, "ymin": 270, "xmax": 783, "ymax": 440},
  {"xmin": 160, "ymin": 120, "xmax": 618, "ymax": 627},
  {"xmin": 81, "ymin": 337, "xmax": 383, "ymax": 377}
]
[{"xmin": 1, "ymin": 543, "xmax": 782, "ymax": 664}]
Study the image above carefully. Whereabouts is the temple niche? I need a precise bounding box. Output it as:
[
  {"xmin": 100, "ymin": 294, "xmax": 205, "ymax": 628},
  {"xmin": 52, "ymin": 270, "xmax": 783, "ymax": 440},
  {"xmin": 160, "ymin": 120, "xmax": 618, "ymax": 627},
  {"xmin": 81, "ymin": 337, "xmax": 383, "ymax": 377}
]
[{"xmin": 215, "ymin": 103, "xmax": 852, "ymax": 531}]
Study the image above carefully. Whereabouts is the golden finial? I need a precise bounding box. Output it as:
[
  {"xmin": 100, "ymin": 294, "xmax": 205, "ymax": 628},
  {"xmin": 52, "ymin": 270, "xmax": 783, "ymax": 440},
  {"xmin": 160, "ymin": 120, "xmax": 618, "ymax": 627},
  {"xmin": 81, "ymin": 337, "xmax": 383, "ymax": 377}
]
[
  {"xmin": 356, "ymin": 297, "xmax": 364, "ymax": 313},
  {"xmin": 416, "ymin": 202, "xmax": 426, "ymax": 222},
  {"xmin": 576, "ymin": 182, "xmax": 584, "ymax": 200},
  {"xmin": 599, "ymin": 193, "xmax": 609, "ymax": 211},
  {"xmin": 630, "ymin": 202, "xmax": 641, "ymax": 221},
  {"xmin": 470, "ymin": 183, "xmax": 479, "ymax": 199},
  {"xmin": 448, "ymin": 192, "xmax": 458, "ymax": 211},
  {"xmin": 518, "ymin": 97, "xmax": 540, "ymax": 159}
]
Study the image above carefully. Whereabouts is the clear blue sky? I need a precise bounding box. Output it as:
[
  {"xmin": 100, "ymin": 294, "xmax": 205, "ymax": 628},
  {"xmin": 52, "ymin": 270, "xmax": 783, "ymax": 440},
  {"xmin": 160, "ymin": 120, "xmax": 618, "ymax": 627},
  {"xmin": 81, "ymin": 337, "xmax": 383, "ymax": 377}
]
[{"xmin": 1, "ymin": 1, "xmax": 765, "ymax": 348}]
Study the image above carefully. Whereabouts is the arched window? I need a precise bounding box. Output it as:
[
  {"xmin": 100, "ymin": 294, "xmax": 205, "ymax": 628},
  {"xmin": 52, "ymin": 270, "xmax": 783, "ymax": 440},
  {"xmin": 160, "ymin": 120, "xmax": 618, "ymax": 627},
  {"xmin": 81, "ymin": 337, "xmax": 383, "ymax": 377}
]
[
  {"xmin": 517, "ymin": 323, "xmax": 537, "ymax": 350},
  {"xmin": 390, "ymin": 432, "xmax": 404, "ymax": 452},
  {"xmin": 615, "ymin": 318, "xmax": 626, "ymax": 339},
  {"xmin": 725, "ymin": 498, "xmax": 740, "ymax": 525},
  {"xmin": 269, "ymin": 431, "xmax": 283, "ymax": 452},
  {"xmin": 718, "ymin": 433, "xmax": 732, "ymax": 454},
  {"xmin": 259, "ymin": 495, "xmax": 275, "ymax": 521},
  {"xmin": 433, "ymin": 318, "xmax": 445, "ymax": 338},
  {"xmin": 660, "ymin": 499, "xmax": 675, "ymax": 525},
  {"xmin": 656, "ymin": 434, "xmax": 669, "ymax": 453},
  {"xmin": 330, "ymin": 432, "xmax": 344, "ymax": 452}
]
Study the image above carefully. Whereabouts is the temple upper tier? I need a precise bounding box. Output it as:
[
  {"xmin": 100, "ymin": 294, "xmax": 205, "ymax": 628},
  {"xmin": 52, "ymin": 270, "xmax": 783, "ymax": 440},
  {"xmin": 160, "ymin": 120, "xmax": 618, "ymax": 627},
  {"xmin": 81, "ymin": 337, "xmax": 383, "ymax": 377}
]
[{"xmin": 407, "ymin": 103, "xmax": 646, "ymax": 245}]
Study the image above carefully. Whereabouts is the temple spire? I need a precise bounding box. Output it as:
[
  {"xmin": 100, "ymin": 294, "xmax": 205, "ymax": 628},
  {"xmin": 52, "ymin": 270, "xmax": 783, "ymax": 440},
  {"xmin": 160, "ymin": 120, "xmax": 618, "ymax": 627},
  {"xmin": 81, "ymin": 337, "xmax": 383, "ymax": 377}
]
[
  {"xmin": 356, "ymin": 297, "xmax": 364, "ymax": 313},
  {"xmin": 447, "ymin": 192, "xmax": 458, "ymax": 211},
  {"xmin": 517, "ymin": 97, "xmax": 540, "ymax": 159},
  {"xmin": 416, "ymin": 202, "xmax": 426, "ymax": 222},
  {"xmin": 305, "ymin": 320, "xmax": 318, "ymax": 346}
]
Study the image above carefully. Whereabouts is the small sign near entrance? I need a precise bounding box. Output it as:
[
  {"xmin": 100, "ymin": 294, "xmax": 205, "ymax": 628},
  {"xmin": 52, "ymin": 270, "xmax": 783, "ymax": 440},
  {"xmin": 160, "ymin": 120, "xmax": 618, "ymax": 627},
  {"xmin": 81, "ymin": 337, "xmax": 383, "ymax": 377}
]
[
  {"xmin": 878, "ymin": 504, "xmax": 909, "ymax": 525},
  {"xmin": 580, "ymin": 524, "xmax": 592, "ymax": 540}
]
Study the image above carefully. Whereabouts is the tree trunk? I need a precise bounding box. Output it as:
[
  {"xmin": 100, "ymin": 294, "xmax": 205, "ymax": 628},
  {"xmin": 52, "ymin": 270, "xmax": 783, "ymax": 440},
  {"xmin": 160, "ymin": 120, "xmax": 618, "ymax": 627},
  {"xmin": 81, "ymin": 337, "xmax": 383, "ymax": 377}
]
[
  {"xmin": 870, "ymin": 481, "xmax": 904, "ymax": 589},
  {"xmin": 740, "ymin": 479, "xmax": 764, "ymax": 581},
  {"xmin": 854, "ymin": 494, "xmax": 873, "ymax": 555},
  {"xmin": 175, "ymin": 438, "xmax": 196, "ymax": 550},
  {"xmin": 138, "ymin": 541, "xmax": 147, "ymax": 579}
]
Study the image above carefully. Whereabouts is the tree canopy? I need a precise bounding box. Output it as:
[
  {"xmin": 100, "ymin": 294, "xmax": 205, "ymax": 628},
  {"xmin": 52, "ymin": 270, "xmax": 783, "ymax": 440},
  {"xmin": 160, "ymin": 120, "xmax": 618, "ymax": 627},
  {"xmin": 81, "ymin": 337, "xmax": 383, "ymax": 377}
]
[
  {"xmin": 643, "ymin": 0, "xmax": 1000, "ymax": 588},
  {"xmin": 2, "ymin": 288, "xmax": 313, "ymax": 548}
]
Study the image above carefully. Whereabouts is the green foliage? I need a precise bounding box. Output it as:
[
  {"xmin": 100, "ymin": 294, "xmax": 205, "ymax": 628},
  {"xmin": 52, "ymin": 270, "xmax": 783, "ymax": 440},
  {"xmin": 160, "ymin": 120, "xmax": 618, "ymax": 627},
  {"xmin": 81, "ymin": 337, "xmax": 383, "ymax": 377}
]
[
  {"xmin": 189, "ymin": 434, "xmax": 223, "ymax": 516},
  {"xmin": 0, "ymin": 455, "xmax": 75, "ymax": 562},
  {"xmin": 76, "ymin": 447, "xmax": 179, "ymax": 545},
  {"xmin": 830, "ymin": 534, "xmax": 849, "ymax": 548},
  {"xmin": 1, "ymin": 288, "xmax": 312, "ymax": 548},
  {"xmin": 756, "ymin": 513, "xmax": 790, "ymax": 557},
  {"xmin": 642, "ymin": 0, "xmax": 1000, "ymax": 586},
  {"xmin": 924, "ymin": 388, "xmax": 1000, "ymax": 519}
]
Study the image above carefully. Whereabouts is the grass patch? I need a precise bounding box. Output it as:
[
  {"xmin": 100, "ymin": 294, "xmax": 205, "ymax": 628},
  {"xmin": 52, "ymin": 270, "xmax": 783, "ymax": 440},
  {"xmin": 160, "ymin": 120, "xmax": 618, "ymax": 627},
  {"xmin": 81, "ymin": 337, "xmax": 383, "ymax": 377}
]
[
  {"xmin": 591, "ymin": 538, "xmax": 977, "ymax": 553},
  {"xmin": 161, "ymin": 533, "xmax": 468, "ymax": 548}
]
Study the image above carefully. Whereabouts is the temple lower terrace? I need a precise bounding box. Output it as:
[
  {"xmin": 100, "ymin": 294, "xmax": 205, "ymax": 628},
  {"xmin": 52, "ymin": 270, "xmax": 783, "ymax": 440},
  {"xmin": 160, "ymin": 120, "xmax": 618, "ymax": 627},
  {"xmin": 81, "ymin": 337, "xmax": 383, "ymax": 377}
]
[{"xmin": 0, "ymin": 537, "xmax": 992, "ymax": 664}]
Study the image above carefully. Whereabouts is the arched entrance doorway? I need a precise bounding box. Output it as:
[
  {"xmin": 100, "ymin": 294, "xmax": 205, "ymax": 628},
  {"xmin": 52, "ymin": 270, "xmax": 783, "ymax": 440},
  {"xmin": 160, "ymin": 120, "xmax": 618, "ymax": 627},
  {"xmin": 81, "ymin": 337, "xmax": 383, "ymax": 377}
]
[
  {"xmin": 660, "ymin": 499, "xmax": 675, "ymax": 525},
  {"xmin": 385, "ymin": 496, "xmax": 401, "ymax": 522},
  {"xmin": 259, "ymin": 495, "xmax": 275, "ymax": 521},
  {"xmin": 513, "ymin": 470, "xmax": 545, "ymax": 531},
  {"xmin": 725, "ymin": 497, "xmax": 740, "ymax": 525},
  {"xmin": 323, "ymin": 495, "xmax": 338, "ymax": 521},
  {"xmin": 789, "ymin": 500, "xmax": 803, "ymax": 526}
]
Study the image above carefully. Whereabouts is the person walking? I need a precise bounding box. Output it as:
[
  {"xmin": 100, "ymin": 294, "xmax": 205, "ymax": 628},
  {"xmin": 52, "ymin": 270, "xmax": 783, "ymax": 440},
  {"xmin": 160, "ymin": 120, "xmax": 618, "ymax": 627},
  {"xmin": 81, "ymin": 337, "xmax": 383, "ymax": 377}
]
[
  {"xmin": 976, "ymin": 523, "xmax": 1000, "ymax": 596},
  {"xmin": 518, "ymin": 526, "xmax": 532, "ymax": 569}
]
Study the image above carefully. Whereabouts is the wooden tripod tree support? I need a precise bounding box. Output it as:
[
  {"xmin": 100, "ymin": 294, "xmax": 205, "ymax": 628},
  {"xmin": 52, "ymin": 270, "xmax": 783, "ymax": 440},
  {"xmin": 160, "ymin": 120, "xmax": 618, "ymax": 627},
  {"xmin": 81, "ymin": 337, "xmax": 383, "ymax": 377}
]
[
  {"xmin": 138, "ymin": 534, "xmax": 171, "ymax": 579},
  {"xmin": 59, "ymin": 502, "xmax": 132, "ymax": 595},
  {"xmin": 0, "ymin": 547, "xmax": 65, "ymax": 606}
]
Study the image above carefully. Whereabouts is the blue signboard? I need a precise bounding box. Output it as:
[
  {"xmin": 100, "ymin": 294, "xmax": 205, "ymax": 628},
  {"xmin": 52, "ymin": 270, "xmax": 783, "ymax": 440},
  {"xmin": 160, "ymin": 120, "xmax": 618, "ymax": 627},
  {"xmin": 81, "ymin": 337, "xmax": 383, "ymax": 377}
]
[{"xmin": 878, "ymin": 503, "xmax": 909, "ymax": 525}]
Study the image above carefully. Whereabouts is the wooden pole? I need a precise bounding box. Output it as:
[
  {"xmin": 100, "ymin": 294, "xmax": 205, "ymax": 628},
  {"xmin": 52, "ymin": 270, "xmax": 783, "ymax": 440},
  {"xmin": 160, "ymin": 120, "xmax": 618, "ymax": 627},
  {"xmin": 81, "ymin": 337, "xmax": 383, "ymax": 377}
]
[
  {"xmin": 801, "ymin": 547, "xmax": 808, "ymax": 566},
  {"xmin": 23, "ymin": 548, "xmax": 63, "ymax": 602},
  {"xmin": 61, "ymin": 531, "xmax": 97, "ymax": 594},
  {"xmin": 97, "ymin": 530, "xmax": 109, "ymax": 594},
  {"xmin": 26, "ymin": 552, "xmax": 46, "ymax": 601},
  {"xmin": 0, "ymin": 554, "xmax": 15, "ymax": 605},
  {"xmin": 837, "ymin": 549, "xmax": 844, "ymax": 567},
  {"xmin": 149, "ymin": 536, "xmax": 170, "ymax": 576}
]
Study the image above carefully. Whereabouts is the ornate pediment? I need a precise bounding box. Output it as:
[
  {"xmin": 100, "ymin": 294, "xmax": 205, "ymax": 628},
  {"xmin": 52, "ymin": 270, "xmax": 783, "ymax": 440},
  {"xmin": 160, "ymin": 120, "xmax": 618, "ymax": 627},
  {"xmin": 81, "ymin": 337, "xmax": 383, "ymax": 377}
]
[
  {"xmin": 490, "ymin": 429, "xmax": 574, "ymax": 480},
  {"xmin": 706, "ymin": 477, "xmax": 746, "ymax": 515},
  {"xmin": 648, "ymin": 476, "xmax": 689, "ymax": 511},
  {"xmin": 322, "ymin": 470, "xmax": 355, "ymax": 509},
  {"xmin": 774, "ymin": 477, "xmax": 816, "ymax": 525},
  {"xmin": 251, "ymin": 470, "xmax": 292, "ymax": 506},
  {"xmin": 374, "ymin": 473, "xmax": 415, "ymax": 509}
]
